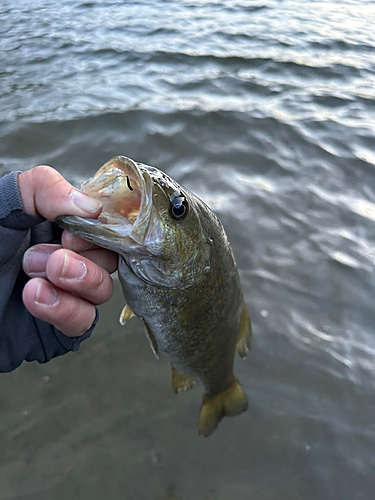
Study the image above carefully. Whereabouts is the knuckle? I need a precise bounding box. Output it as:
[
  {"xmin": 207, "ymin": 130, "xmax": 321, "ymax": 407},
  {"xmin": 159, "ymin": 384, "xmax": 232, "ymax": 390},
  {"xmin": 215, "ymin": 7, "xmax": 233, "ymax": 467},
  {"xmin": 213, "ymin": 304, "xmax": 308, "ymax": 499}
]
[
  {"xmin": 32, "ymin": 164, "xmax": 53, "ymax": 175},
  {"xmin": 31, "ymin": 165, "xmax": 56, "ymax": 184},
  {"xmin": 66, "ymin": 298, "xmax": 83, "ymax": 324},
  {"xmin": 88, "ymin": 265, "xmax": 113, "ymax": 302},
  {"xmin": 62, "ymin": 297, "xmax": 93, "ymax": 333},
  {"xmin": 32, "ymin": 165, "xmax": 67, "ymax": 194}
]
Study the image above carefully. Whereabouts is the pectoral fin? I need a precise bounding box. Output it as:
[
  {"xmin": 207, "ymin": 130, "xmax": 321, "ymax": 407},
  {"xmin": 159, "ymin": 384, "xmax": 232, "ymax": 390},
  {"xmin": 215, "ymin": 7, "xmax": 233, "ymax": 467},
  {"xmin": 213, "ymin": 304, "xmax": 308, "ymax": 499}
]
[
  {"xmin": 198, "ymin": 378, "xmax": 248, "ymax": 437},
  {"xmin": 119, "ymin": 304, "xmax": 135, "ymax": 325},
  {"xmin": 236, "ymin": 300, "xmax": 252, "ymax": 358},
  {"xmin": 172, "ymin": 366, "xmax": 196, "ymax": 394},
  {"xmin": 141, "ymin": 319, "xmax": 160, "ymax": 360}
]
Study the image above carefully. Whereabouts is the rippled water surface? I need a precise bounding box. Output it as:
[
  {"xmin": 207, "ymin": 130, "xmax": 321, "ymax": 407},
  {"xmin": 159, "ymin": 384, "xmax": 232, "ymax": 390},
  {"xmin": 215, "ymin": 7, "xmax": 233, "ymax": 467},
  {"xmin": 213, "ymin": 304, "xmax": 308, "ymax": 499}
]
[{"xmin": 1, "ymin": 1, "xmax": 375, "ymax": 499}]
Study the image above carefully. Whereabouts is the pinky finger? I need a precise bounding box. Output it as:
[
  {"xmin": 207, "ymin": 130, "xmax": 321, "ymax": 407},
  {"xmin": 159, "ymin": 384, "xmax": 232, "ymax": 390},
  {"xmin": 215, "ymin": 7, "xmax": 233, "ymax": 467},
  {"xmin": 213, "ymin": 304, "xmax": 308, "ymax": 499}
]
[{"xmin": 22, "ymin": 278, "xmax": 97, "ymax": 337}]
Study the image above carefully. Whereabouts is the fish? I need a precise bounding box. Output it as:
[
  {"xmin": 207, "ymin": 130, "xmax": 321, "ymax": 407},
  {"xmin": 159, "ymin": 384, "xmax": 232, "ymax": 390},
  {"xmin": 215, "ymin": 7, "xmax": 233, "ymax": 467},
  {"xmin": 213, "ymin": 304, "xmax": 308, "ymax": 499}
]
[{"xmin": 57, "ymin": 156, "xmax": 252, "ymax": 436}]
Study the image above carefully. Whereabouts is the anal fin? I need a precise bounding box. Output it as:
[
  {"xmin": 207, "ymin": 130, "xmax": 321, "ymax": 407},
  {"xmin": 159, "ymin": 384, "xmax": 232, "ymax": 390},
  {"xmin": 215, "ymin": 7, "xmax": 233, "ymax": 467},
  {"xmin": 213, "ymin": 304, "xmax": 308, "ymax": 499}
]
[
  {"xmin": 119, "ymin": 304, "xmax": 135, "ymax": 325},
  {"xmin": 141, "ymin": 319, "xmax": 160, "ymax": 360},
  {"xmin": 172, "ymin": 366, "xmax": 196, "ymax": 394},
  {"xmin": 236, "ymin": 300, "xmax": 252, "ymax": 358}
]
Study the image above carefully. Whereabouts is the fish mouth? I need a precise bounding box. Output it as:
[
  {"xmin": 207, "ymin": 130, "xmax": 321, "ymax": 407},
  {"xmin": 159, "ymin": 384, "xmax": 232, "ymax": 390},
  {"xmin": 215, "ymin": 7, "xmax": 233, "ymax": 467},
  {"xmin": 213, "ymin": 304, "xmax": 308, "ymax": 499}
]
[{"xmin": 56, "ymin": 156, "xmax": 154, "ymax": 253}]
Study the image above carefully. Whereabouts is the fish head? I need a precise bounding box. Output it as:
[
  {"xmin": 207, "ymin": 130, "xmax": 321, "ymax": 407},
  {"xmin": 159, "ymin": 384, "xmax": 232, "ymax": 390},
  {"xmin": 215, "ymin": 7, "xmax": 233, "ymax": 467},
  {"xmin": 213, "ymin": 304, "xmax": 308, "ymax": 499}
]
[{"xmin": 57, "ymin": 156, "xmax": 212, "ymax": 287}]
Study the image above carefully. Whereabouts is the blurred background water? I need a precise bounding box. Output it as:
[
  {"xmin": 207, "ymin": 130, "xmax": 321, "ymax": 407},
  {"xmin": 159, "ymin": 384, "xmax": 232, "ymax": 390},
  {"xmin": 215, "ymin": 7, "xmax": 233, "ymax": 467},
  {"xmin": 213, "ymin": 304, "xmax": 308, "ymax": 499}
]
[{"xmin": 1, "ymin": 0, "xmax": 375, "ymax": 499}]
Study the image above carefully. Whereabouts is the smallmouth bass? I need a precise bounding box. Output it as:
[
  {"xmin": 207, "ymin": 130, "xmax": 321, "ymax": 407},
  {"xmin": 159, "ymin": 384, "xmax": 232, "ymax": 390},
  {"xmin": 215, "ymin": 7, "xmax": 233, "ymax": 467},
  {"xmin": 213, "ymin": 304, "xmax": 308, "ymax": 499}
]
[{"xmin": 57, "ymin": 156, "xmax": 252, "ymax": 436}]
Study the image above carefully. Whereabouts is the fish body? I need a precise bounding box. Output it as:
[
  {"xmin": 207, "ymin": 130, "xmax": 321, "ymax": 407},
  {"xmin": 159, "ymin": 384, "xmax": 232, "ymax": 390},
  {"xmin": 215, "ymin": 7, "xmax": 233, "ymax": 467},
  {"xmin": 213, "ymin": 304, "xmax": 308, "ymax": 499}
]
[{"xmin": 57, "ymin": 156, "xmax": 251, "ymax": 436}]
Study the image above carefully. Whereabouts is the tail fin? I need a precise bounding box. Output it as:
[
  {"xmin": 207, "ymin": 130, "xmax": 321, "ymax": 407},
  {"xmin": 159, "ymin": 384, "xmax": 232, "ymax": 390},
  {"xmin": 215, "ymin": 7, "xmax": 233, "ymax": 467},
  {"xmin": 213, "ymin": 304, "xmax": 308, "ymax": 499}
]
[{"xmin": 197, "ymin": 379, "xmax": 248, "ymax": 437}]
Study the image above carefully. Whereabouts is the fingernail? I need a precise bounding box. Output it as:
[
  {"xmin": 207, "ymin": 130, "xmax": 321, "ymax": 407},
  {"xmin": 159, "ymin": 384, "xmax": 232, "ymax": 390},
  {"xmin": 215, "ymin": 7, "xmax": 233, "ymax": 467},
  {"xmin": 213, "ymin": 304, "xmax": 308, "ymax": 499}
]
[
  {"xmin": 23, "ymin": 247, "xmax": 54, "ymax": 277},
  {"xmin": 70, "ymin": 189, "xmax": 102, "ymax": 215},
  {"xmin": 35, "ymin": 281, "xmax": 59, "ymax": 306},
  {"xmin": 61, "ymin": 252, "xmax": 87, "ymax": 281}
]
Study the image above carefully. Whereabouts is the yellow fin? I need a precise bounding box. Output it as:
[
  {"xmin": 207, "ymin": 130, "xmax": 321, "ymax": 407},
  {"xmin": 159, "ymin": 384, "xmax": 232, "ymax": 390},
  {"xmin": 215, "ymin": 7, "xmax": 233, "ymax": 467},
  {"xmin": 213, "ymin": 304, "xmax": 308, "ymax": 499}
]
[
  {"xmin": 198, "ymin": 378, "xmax": 248, "ymax": 437},
  {"xmin": 236, "ymin": 300, "xmax": 252, "ymax": 358},
  {"xmin": 172, "ymin": 366, "xmax": 196, "ymax": 394},
  {"xmin": 142, "ymin": 319, "xmax": 160, "ymax": 360},
  {"xmin": 119, "ymin": 304, "xmax": 135, "ymax": 325}
]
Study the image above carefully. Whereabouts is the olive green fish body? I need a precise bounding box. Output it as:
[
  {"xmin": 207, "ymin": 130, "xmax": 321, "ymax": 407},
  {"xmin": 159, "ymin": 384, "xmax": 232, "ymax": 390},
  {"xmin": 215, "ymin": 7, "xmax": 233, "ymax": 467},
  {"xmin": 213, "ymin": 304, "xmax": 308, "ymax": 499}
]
[
  {"xmin": 118, "ymin": 208, "xmax": 243, "ymax": 396},
  {"xmin": 57, "ymin": 156, "xmax": 251, "ymax": 436}
]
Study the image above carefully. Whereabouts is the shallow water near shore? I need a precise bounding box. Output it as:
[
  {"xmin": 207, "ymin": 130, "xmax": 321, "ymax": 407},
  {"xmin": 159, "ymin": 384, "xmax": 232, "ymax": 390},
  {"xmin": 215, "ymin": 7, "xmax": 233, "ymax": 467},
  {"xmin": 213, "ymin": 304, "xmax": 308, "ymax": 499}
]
[{"xmin": 1, "ymin": 1, "xmax": 375, "ymax": 499}]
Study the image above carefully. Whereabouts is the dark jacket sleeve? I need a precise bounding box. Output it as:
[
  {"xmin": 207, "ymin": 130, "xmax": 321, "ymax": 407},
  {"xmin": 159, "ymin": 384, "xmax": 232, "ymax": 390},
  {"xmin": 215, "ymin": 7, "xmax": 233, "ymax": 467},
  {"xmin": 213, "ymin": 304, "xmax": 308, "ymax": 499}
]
[{"xmin": 0, "ymin": 171, "xmax": 98, "ymax": 373}]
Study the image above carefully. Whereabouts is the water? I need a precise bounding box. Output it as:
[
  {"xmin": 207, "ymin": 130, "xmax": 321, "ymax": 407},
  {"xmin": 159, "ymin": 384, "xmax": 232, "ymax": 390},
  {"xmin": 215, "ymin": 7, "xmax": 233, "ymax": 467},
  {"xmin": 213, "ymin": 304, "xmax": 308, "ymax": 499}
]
[{"xmin": 1, "ymin": 1, "xmax": 375, "ymax": 498}]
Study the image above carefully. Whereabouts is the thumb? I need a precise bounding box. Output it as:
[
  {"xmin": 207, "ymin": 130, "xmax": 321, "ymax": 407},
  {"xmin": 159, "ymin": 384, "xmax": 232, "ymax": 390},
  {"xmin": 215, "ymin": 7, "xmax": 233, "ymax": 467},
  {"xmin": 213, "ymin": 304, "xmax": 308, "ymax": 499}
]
[{"xmin": 18, "ymin": 165, "xmax": 102, "ymax": 221}]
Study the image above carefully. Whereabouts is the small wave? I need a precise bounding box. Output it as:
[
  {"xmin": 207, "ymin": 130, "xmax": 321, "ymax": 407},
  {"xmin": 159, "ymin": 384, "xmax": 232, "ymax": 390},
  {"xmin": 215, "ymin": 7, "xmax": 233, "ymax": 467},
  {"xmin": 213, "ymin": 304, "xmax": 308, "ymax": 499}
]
[
  {"xmin": 148, "ymin": 27, "xmax": 180, "ymax": 36},
  {"xmin": 308, "ymin": 93, "xmax": 356, "ymax": 110},
  {"xmin": 310, "ymin": 186, "xmax": 375, "ymax": 222},
  {"xmin": 309, "ymin": 39, "xmax": 375, "ymax": 54},
  {"xmin": 184, "ymin": 1, "xmax": 268, "ymax": 13}
]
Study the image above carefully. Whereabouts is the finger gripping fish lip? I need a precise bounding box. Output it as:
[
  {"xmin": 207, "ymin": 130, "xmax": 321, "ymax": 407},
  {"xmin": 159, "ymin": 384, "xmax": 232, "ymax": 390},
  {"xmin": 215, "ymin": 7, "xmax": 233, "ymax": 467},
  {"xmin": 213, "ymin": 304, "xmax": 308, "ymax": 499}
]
[{"xmin": 80, "ymin": 156, "xmax": 144, "ymax": 227}]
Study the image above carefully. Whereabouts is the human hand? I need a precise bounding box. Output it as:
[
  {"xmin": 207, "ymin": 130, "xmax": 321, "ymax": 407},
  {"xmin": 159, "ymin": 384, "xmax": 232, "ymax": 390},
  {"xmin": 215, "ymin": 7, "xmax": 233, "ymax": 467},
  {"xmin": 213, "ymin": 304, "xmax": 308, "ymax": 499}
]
[{"xmin": 18, "ymin": 165, "xmax": 118, "ymax": 337}]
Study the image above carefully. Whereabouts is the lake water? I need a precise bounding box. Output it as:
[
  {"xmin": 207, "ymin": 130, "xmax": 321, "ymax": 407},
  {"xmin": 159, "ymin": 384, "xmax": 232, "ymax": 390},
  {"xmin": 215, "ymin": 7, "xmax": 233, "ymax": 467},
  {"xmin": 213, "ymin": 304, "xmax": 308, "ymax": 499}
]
[{"xmin": 1, "ymin": 1, "xmax": 375, "ymax": 499}]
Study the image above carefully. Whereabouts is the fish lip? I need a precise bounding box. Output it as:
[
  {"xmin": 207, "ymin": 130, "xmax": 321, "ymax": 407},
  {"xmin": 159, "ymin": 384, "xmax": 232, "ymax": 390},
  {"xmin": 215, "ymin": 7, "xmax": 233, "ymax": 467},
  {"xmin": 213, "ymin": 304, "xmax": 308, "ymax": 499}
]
[
  {"xmin": 57, "ymin": 156, "xmax": 154, "ymax": 250},
  {"xmin": 113, "ymin": 155, "xmax": 152, "ymax": 232}
]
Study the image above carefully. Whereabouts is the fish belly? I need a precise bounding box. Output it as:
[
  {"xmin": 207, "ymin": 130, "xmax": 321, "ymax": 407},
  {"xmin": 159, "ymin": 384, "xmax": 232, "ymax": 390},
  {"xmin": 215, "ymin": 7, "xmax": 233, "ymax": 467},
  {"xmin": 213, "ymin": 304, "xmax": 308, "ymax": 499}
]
[{"xmin": 118, "ymin": 258, "xmax": 242, "ymax": 396}]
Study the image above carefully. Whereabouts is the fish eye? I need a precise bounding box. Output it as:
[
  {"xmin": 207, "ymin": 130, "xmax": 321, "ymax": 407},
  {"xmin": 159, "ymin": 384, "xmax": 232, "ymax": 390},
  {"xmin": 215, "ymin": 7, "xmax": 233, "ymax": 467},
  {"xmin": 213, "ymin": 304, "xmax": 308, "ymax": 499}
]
[{"xmin": 170, "ymin": 196, "xmax": 189, "ymax": 220}]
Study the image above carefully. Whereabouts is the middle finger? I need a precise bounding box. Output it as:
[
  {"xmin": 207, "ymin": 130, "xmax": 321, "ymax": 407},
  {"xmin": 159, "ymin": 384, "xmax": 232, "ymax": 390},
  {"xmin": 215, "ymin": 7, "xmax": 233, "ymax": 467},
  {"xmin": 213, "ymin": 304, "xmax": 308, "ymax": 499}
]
[{"xmin": 46, "ymin": 249, "xmax": 114, "ymax": 305}]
